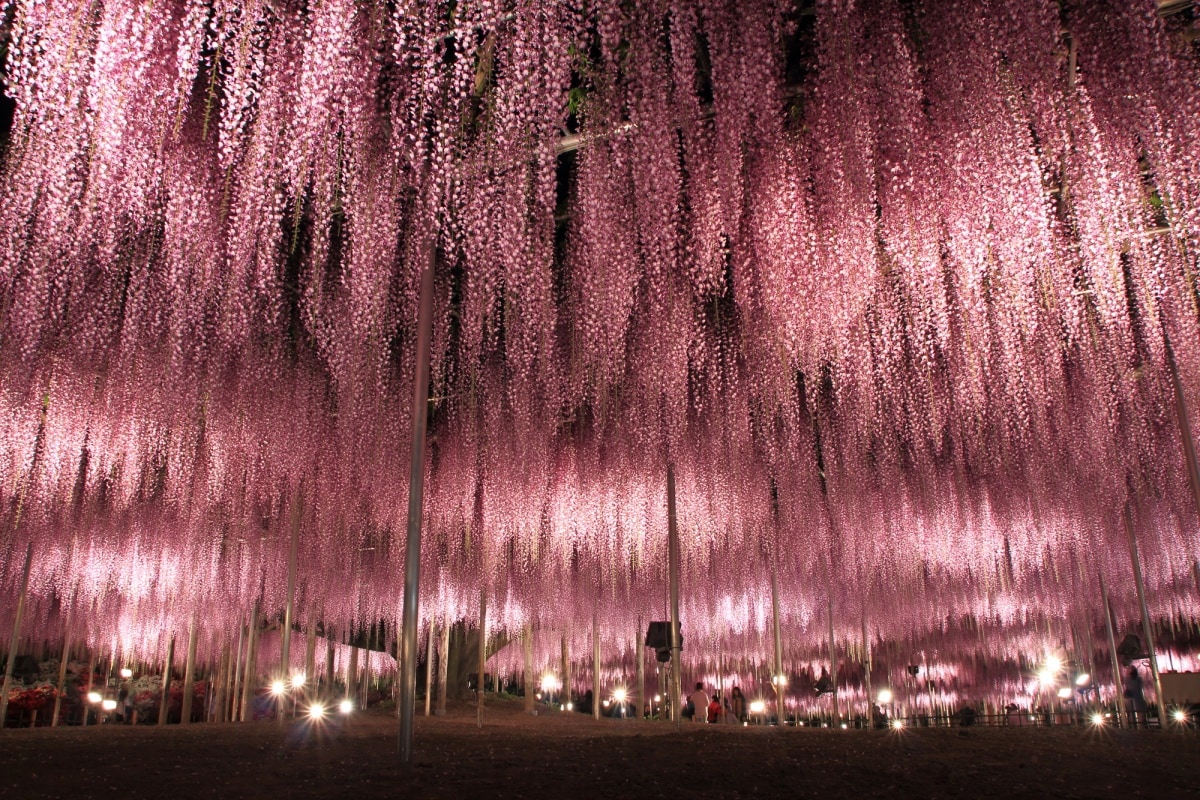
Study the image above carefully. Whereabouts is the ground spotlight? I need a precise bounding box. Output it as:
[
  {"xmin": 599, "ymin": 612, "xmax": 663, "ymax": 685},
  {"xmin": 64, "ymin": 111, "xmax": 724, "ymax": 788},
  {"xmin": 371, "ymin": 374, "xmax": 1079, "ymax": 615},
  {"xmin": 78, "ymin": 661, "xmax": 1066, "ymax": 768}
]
[
  {"xmin": 878, "ymin": 688, "xmax": 893, "ymax": 704},
  {"xmin": 339, "ymin": 699, "xmax": 353, "ymax": 714},
  {"xmin": 270, "ymin": 679, "xmax": 286, "ymax": 696},
  {"xmin": 749, "ymin": 700, "xmax": 766, "ymax": 714},
  {"xmin": 87, "ymin": 691, "xmax": 102, "ymax": 704},
  {"xmin": 613, "ymin": 688, "xmax": 627, "ymax": 704},
  {"xmin": 307, "ymin": 702, "xmax": 326, "ymax": 719},
  {"xmin": 119, "ymin": 668, "xmax": 133, "ymax": 679},
  {"xmin": 291, "ymin": 673, "xmax": 306, "ymax": 689},
  {"xmin": 1090, "ymin": 713, "xmax": 1106, "ymax": 726},
  {"xmin": 1075, "ymin": 673, "xmax": 1090, "ymax": 686},
  {"xmin": 891, "ymin": 718, "xmax": 905, "ymax": 729},
  {"xmin": 101, "ymin": 699, "xmax": 117, "ymax": 711},
  {"xmin": 1172, "ymin": 708, "xmax": 1187, "ymax": 724}
]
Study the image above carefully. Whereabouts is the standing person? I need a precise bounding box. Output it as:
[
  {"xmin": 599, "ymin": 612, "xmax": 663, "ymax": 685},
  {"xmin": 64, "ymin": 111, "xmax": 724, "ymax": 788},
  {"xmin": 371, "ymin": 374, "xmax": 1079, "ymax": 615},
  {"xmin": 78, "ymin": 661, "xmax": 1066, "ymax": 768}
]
[
  {"xmin": 1124, "ymin": 666, "xmax": 1147, "ymax": 728},
  {"xmin": 707, "ymin": 692, "xmax": 721, "ymax": 723},
  {"xmin": 730, "ymin": 686, "xmax": 747, "ymax": 723},
  {"xmin": 689, "ymin": 682, "xmax": 710, "ymax": 724}
]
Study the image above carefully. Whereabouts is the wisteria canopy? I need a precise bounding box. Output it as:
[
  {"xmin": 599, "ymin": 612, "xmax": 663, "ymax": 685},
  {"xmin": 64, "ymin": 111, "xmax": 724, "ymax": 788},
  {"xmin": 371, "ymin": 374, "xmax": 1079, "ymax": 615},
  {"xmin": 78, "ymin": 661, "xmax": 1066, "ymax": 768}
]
[{"xmin": 1, "ymin": 0, "xmax": 1199, "ymax": 704}]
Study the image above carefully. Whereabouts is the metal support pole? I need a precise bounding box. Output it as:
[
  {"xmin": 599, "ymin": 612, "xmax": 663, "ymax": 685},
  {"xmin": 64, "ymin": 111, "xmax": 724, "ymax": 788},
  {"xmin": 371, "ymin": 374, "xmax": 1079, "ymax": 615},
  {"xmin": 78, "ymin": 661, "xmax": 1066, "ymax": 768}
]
[
  {"xmin": 561, "ymin": 633, "xmax": 570, "ymax": 710},
  {"xmin": 435, "ymin": 619, "xmax": 449, "ymax": 715},
  {"xmin": 666, "ymin": 462, "xmax": 682, "ymax": 728},
  {"xmin": 230, "ymin": 617, "xmax": 245, "ymax": 723},
  {"xmin": 771, "ymin": 560, "xmax": 785, "ymax": 725},
  {"xmin": 180, "ymin": 618, "xmax": 199, "ymax": 726},
  {"xmin": 0, "ymin": 542, "xmax": 34, "ymax": 724},
  {"xmin": 398, "ymin": 240, "xmax": 435, "ymax": 763},
  {"xmin": 592, "ymin": 614, "xmax": 601, "ymax": 720},
  {"xmin": 828, "ymin": 599, "xmax": 839, "ymax": 725},
  {"xmin": 425, "ymin": 622, "xmax": 436, "ymax": 717},
  {"xmin": 636, "ymin": 615, "xmax": 644, "ymax": 721},
  {"xmin": 1124, "ymin": 503, "xmax": 1164, "ymax": 723},
  {"xmin": 1165, "ymin": 333, "xmax": 1200, "ymax": 537},
  {"xmin": 1100, "ymin": 574, "xmax": 1125, "ymax": 728},
  {"xmin": 159, "ymin": 636, "xmax": 175, "ymax": 725},
  {"xmin": 523, "ymin": 624, "xmax": 534, "ymax": 714},
  {"xmin": 325, "ymin": 630, "xmax": 335, "ymax": 694},
  {"xmin": 476, "ymin": 589, "xmax": 487, "ymax": 727},
  {"xmin": 862, "ymin": 614, "xmax": 873, "ymax": 726},
  {"xmin": 82, "ymin": 650, "xmax": 96, "ymax": 728},
  {"xmin": 304, "ymin": 614, "xmax": 317, "ymax": 693},
  {"xmin": 51, "ymin": 626, "xmax": 71, "ymax": 726},
  {"xmin": 282, "ymin": 491, "xmax": 302, "ymax": 687},
  {"xmin": 239, "ymin": 604, "xmax": 259, "ymax": 721},
  {"xmin": 347, "ymin": 645, "xmax": 359, "ymax": 706}
]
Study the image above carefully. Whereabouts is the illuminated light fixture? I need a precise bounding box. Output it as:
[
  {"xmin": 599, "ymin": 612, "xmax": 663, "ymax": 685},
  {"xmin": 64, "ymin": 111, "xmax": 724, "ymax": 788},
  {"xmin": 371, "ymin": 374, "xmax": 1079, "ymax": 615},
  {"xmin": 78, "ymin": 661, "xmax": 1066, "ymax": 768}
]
[
  {"xmin": 613, "ymin": 688, "xmax": 627, "ymax": 703},
  {"xmin": 540, "ymin": 674, "xmax": 558, "ymax": 693},
  {"xmin": 1056, "ymin": 687, "xmax": 1072, "ymax": 700},
  {"xmin": 602, "ymin": 699, "xmax": 610, "ymax": 707},
  {"xmin": 102, "ymin": 699, "xmax": 117, "ymax": 711},
  {"xmin": 87, "ymin": 691, "xmax": 102, "ymax": 704},
  {"xmin": 1172, "ymin": 709, "xmax": 1187, "ymax": 724},
  {"xmin": 891, "ymin": 718, "xmax": 905, "ymax": 729},
  {"xmin": 291, "ymin": 673, "xmax": 306, "ymax": 689},
  {"xmin": 653, "ymin": 695, "xmax": 661, "ymax": 702},
  {"xmin": 877, "ymin": 688, "xmax": 893, "ymax": 704},
  {"xmin": 1075, "ymin": 673, "xmax": 1090, "ymax": 686},
  {"xmin": 749, "ymin": 700, "xmax": 766, "ymax": 714},
  {"xmin": 270, "ymin": 680, "xmax": 286, "ymax": 696},
  {"xmin": 1037, "ymin": 669, "xmax": 1056, "ymax": 687},
  {"xmin": 308, "ymin": 702, "xmax": 325, "ymax": 719},
  {"xmin": 339, "ymin": 699, "xmax": 353, "ymax": 714},
  {"xmin": 772, "ymin": 674, "xmax": 786, "ymax": 686},
  {"xmin": 840, "ymin": 723, "xmax": 848, "ymax": 729},
  {"xmin": 1044, "ymin": 656, "xmax": 1062, "ymax": 673},
  {"xmin": 119, "ymin": 668, "xmax": 133, "ymax": 679},
  {"xmin": 1090, "ymin": 713, "xmax": 1106, "ymax": 726},
  {"xmin": 566, "ymin": 702, "xmax": 573, "ymax": 711}
]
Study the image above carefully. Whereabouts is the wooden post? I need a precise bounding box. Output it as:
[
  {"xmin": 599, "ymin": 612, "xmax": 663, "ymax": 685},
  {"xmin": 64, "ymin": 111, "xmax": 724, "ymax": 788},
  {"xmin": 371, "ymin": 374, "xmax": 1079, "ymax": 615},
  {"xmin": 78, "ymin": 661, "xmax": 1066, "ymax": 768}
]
[
  {"xmin": 0, "ymin": 542, "xmax": 34, "ymax": 724},
  {"xmin": 158, "ymin": 636, "xmax": 175, "ymax": 725},
  {"xmin": 1124, "ymin": 503, "xmax": 1164, "ymax": 722},
  {"xmin": 82, "ymin": 650, "xmax": 96, "ymax": 728},
  {"xmin": 592, "ymin": 615, "xmax": 601, "ymax": 720},
  {"xmin": 239, "ymin": 604, "xmax": 259, "ymax": 721},
  {"xmin": 523, "ymin": 623, "xmax": 535, "ymax": 713},
  {"xmin": 282, "ymin": 490, "xmax": 302, "ymax": 689},
  {"xmin": 325, "ymin": 629, "xmax": 335, "ymax": 694},
  {"xmin": 180, "ymin": 618, "xmax": 199, "ymax": 726},
  {"xmin": 666, "ymin": 462, "xmax": 682, "ymax": 728}
]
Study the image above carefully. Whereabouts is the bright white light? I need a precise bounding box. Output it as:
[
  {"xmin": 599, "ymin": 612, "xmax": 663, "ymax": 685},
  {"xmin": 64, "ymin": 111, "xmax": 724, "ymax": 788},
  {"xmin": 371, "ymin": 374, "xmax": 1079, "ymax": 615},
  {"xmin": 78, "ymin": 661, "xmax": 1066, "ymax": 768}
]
[
  {"xmin": 891, "ymin": 718, "xmax": 905, "ymax": 729},
  {"xmin": 1056, "ymin": 687, "xmax": 1072, "ymax": 700},
  {"xmin": 308, "ymin": 703, "xmax": 325, "ymax": 719},
  {"xmin": 291, "ymin": 673, "xmax": 305, "ymax": 689},
  {"xmin": 1045, "ymin": 656, "xmax": 1062, "ymax": 673},
  {"xmin": 566, "ymin": 702, "xmax": 573, "ymax": 711},
  {"xmin": 101, "ymin": 699, "xmax": 117, "ymax": 711},
  {"xmin": 270, "ymin": 680, "xmax": 285, "ymax": 696},
  {"xmin": 87, "ymin": 691, "xmax": 102, "ymax": 704},
  {"xmin": 1173, "ymin": 709, "xmax": 1187, "ymax": 723},
  {"xmin": 772, "ymin": 674, "xmax": 786, "ymax": 686},
  {"xmin": 878, "ymin": 688, "xmax": 893, "ymax": 704},
  {"xmin": 1075, "ymin": 673, "xmax": 1090, "ymax": 686},
  {"xmin": 602, "ymin": 699, "xmax": 610, "ymax": 707},
  {"xmin": 1037, "ymin": 669, "xmax": 1056, "ymax": 687},
  {"xmin": 338, "ymin": 699, "xmax": 353, "ymax": 714},
  {"xmin": 540, "ymin": 674, "xmax": 558, "ymax": 693},
  {"xmin": 840, "ymin": 723, "xmax": 848, "ymax": 729},
  {"xmin": 653, "ymin": 694, "xmax": 661, "ymax": 702},
  {"xmin": 613, "ymin": 688, "xmax": 627, "ymax": 703},
  {"xmin": 119, "ymin": 668, "xmax": 133, "ymax": 679},
  {"xmin": 749, "ymin": 700, "xmax": 766, "ymax": 714},
  {"xmin": 1090, "ymin": 713, "xmax": 1106, "ymax": 726}
]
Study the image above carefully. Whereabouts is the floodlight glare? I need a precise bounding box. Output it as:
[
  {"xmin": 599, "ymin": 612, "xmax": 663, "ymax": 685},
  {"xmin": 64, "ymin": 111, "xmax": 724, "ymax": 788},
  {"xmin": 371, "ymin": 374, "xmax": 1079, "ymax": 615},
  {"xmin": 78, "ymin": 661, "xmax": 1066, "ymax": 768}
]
[
  {"xmin": 613, "ymin": 688, "xmax": 627, "ymax": 703},
  {"xmin": 291, "ymin": 673, "xmax": 305, "ymax": 689},
  {"xmin": 119, "ymin": 668, "xmax": 133, "ymax": 679},
  {"xmin": 308, "ymin": 702, "xmax": 325, "ymax": 719},
  {"xmin": 877, "ymin": 688, "xmax": 893, "ymax": 704},
  {"xmin": 891, "ymin": 718, "xmax": 905, "ymax": 729},
  {"xmin": 1044, "ymin": 656, "xmax": 1062, "ymax": 673},
  {"xmin": 1056, "ymin": 687, "xmax": 1072, "ymax": 700},
  {"xmin": 749, "ymin": 700, "xmax": 766, "ymax": 714},
  {"xmin": 1037, "ymin": 669, "xmax": 1056, "ymax": 686},
  {"xmin": 1173, "ymin": 709, "xmax": 1187, "ymax": 723},
  {"xmin": 1090, "ymin": 713, "xmax": 1106, "ymax": 726},
  {"xmin": 87, "ymin": 691, "xmax": 102, "ymax": 704},
  {"xmin": 339, "ymin": 699, "xmax": 354, "ymax": 714},
  {"xmin": 1074, "ymin": 673, "xmax": 1090, "ymax": 686},
  {"xmin": 101, "ymin": 699, "xmax": 117, "ymax": 711},
  {"xmin": 270, "ymin": 680, "xmax": 286, "ymax": 696}
]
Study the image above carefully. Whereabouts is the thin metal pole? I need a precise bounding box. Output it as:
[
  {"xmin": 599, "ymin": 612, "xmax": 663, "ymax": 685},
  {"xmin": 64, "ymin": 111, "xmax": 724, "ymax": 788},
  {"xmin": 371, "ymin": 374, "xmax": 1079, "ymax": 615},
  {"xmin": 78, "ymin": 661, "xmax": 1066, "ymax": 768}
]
[
  {"xmin": 771, "ymin": 559, "xmax": 785, "ymax": 724},
  {"xmin": 347, "ymin": 644, "xmax": 359, "ymax": 705},
  {"xmin": 666, "ymin": 462, "xmax": 682, "ymax": 728},
  {"xmin": 862, "ymin": 613, "xmax": 873, "ymax": 726},
  {"xmin": 240, "ymin": 604, "xmax": 259, "ymax": 721},
  {"xmin": 828, "ymin": 599, "xmax": 839, "ymax": 725},
  {"xmin": 0, "ymin": 542, "xmax": 34, "ymax": 724},
  {"xmin": 159, "ymin": 635, "xmax": 175, "ymax": 724},
  {"xmin": 476, "ymin": 588, "xmax": 487, "ymax": 728},
  {"xmin": 425, "ymin": 622, "xmax": 436, "ymax": 717},
  {"xmin": 230, "ymin": 616, "xmax": 245, "ymax": 723},
  {"xmin": 636, "ymin": 615, "xmax": 644, "ymax": 721},
  {"xmin": 435, "ymin": 618, "xmax": 449, "ymax": 715},
  {"xmin": 561, "ymin": 632, "xmax": 570, "ymax": 710},
  {"xmin": 180, "ymin": 617, "xmax": 199, "ymax": 725},
  {"xmin": 592, "ymin": 614, "xmax": 601, "ymax": 720},
  {"xmin": 305, "ymin": 612, "xmax": 317, "ymax": 693},
  {"xmin": 1124, "ymin": 503, "xmax": 1164, "ymax": 722},
  {"xmin": 51, "ymin": 625, "xmax": 71, "ymax": 726},
  {"xmin": 282, "ymin": 490, "xmax": 302, "ymax": 688},
  {"xmin": 1100, "ymin": 574, "xmax": 1125, "ymax": 728},
  {"xmin": 82, "ymin": 649, "xmax": 96, "ymax": 728},
  {"xmin": 398, "ymin": 240, "xmax": 435, "ymax": 764},
  {"xmin": 522, "ymin": 623, "xmax": 534, "ymax": 714}
]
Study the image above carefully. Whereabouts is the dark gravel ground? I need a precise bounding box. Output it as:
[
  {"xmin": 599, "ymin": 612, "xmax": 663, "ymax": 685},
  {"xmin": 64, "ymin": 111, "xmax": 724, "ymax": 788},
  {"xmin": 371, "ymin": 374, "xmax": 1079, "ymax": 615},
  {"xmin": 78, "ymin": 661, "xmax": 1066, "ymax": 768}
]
[{"xmin": 2, "ymin": 698, "xmax": 1197, "ymax": 799}]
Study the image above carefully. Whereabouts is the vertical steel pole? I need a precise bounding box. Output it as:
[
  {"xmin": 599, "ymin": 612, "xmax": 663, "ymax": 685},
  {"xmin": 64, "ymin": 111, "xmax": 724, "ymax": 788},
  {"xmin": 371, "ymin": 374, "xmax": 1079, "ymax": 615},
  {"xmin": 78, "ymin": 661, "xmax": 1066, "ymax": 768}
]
[
  {"xmin": 476, "ymin": 589, "xmax": 487, "ymax": 728},
  {"xmin": 561, "ymin": 632, "xmax": 570, "ymax": 710},
  {"xmin": 771, "ymin": 559, "xmax": 784, "ymax": 724},
  {"xmin": 828, "ymin": 599, "xmax": 839, "ymax": 725},
  {"xmin": 180, "ymin": 618, "xmax": 198, "ymax": 725},
  {"xmin": 159, "ymin": 636, "xmax": 175, "ymax": 725},
  {"xmin": 398, "ymin": 240, "xmax": 435, "ymax": 763},
  {"xmin": 240, "ymin": 604, "xmax": 259, "ymax": 721},
  {"xmin": 1165, "ymin": 334, "xmax": 1200, "ymax": 537},
  {"xmin": 0, "ymin": 542, "xmax": 34, "ymax": 724},
  {"xmin": 636, "ymin": 615, "xmax": 644, "ymax": 721},
  {"xmin": 230, "ymin": 616, "xmax": 245, "ymax": 723},
  {"xmin": 51, "ymin": 624, "xmax": 71, "ymax": 726},
  {"xmin": 1100, "ymin": 574, "xmax": 1125, "ymax": 728},
  {"xmin": 282, "ymin": 492, "xmax": 302, "ymax": 686},
  {"xmin": 1124, "ymin": 503, "xmax": 1164, "ymax": 722},
  {"xmin": 666, "ymin": 462, "xmax": 682, "ymax": 728},
  {"xmin": 435, "ymin": 619, "xmax": 449, "ymax": 715},
  {"xmin": 425, "ymin": 622, "xmax": 436, "ymax": 717},
  {"xmin": 523, "ymin": 623, "xmax": 534, "ymax": 714},
  {"xmin": 592, "ymin": 614, "xmax": 601, "ymax": 720},
  {"xmin": 862, "ymin": 613, "xmax": 872, "ymax": 726}
]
